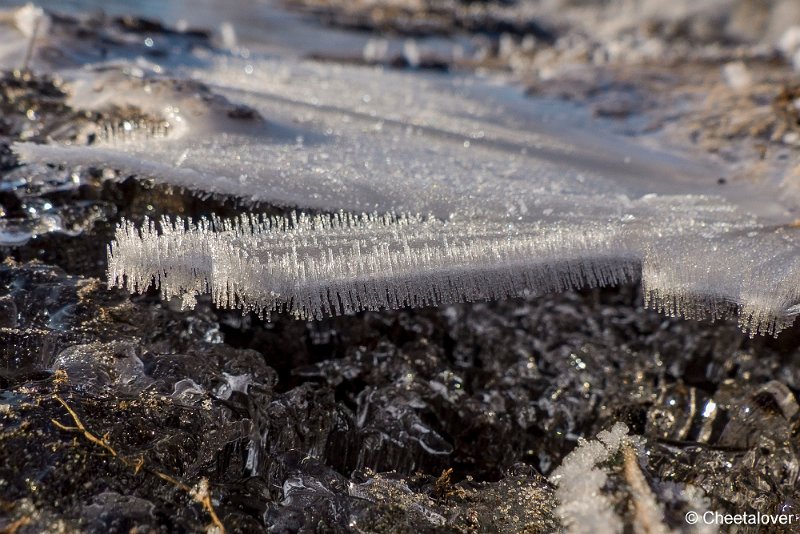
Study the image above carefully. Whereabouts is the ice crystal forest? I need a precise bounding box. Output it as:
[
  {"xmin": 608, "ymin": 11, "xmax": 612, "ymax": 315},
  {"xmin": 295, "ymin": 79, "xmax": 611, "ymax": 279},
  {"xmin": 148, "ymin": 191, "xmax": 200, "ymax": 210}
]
[{"xmin": 3, "ymin": 0, "xmax": 800, "ymax": 532}]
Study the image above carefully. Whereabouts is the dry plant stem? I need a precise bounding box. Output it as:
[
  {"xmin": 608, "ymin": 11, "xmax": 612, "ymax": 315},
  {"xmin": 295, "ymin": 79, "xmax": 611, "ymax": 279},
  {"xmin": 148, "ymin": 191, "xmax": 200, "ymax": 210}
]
[
  {"xmin": 0, "ymin": 515, "xmax": 32, "ymax": 534},
  {"xmin": 50, "ymin": 394, "xmax": 226, "ymax": 533},
  {"xmin": 21, "ymin": 15, "xmax": 40, "ymax": 72},
  {"xmin": 622, "ymin": 446, "xmax": 672, "ymax": 534}
]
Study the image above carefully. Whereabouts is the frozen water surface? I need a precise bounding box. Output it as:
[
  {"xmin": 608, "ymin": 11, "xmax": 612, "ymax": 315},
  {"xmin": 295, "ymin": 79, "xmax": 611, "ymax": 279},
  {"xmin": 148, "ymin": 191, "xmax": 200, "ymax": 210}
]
[
  {"xmin": 16, "ymin": 59, "xmax": 733, "ymax": 216},
  {"xmin": 5, "ymin": 4, "xmax": 800, "ymax": 335}
]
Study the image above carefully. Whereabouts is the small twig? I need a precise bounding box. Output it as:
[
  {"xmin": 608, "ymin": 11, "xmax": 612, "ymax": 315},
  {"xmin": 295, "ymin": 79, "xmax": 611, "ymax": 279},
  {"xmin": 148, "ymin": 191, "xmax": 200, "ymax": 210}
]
[
  {"xmin": 51, "ymin": 395, "xmax": 117, "ymax": 458},
  {"xmin": 21, "ymin": 14, "xmax": 41, "ymax": 73},
  {"xmin": 0, "ymin": 515, "xmax": 31, "ymax": 534},
  {"xmin": 51, "ymin": 394, "xmax": 226, "ymax": 533},
  {"xmin": 154, "ymin": 470, "xmax": 191, "ymax": 493},
  {"xmin": 623, "ymin": 445, "xmax": 673, "ymax": 534}
]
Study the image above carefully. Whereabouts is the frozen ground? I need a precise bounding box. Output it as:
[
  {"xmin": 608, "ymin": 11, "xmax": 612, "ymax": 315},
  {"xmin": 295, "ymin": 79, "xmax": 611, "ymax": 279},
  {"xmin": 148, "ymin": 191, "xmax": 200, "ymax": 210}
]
[{"xmin": 1, "ymin": 1, "xmax": 800, "ymax": 533}]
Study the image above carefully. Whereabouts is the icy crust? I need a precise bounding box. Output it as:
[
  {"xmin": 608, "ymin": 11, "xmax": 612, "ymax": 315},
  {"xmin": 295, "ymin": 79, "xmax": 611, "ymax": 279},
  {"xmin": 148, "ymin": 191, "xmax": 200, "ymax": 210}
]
[
  {"xmin": 14, "ymin": 59, "xmax": 733, "ymax": 218},
  {"xmin": 643, "ymin": 226, "xmax": 800, "ymax": 336},
  {"xmin": 11, "ymin": 33, "xmax": 800, "ymax": 336}
]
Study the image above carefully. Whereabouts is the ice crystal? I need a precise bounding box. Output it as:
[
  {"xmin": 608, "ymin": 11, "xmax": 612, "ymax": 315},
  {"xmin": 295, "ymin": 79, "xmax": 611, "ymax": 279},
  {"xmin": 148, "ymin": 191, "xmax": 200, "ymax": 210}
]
[
  {"xmin": 548, "ymin": 422, "xmax": 630, "ymax": 534},
  {"xmin": 108, "ymin": 212, "xmax": 640, "ymax": 320},
  {"xmin": 106, "ymin": 201, "xmax": 800, "ymax": 336}
]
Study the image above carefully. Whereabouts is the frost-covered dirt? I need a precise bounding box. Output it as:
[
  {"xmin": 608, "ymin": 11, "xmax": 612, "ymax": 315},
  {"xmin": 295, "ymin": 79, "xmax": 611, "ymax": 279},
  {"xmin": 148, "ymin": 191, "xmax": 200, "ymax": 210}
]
[{"xmin": 2, "ymin": 1, "xmax": 800, "ymax": 533}]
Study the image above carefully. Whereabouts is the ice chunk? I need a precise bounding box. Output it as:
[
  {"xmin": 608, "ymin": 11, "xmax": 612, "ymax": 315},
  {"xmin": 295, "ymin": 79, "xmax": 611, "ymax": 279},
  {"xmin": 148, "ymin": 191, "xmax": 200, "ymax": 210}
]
[
  {"xmin": 13, "ymin": 31, "xmax": 800, "ymax": 335},
  {"xmin": 12, "ymin": 4, "xmax": 48, "ymax": 39},
  {"xmin": 105, "ymin": 197, "xmax": 800, "ymax": 337}
]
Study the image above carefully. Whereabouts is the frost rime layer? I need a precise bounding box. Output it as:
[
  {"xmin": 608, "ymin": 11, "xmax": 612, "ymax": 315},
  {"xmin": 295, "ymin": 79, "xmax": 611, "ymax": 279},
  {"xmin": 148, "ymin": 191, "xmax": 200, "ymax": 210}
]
[
  {"xmin": 10, "ymin": 33, "xmax": 800, "ymax": 336},
  {"xmin": 108, "ymin": 213, "xmax": 640, "ymax": 321},
  {"xmin": 107, "ymin": 207, "xmax": 800, "ymax": 336}
]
